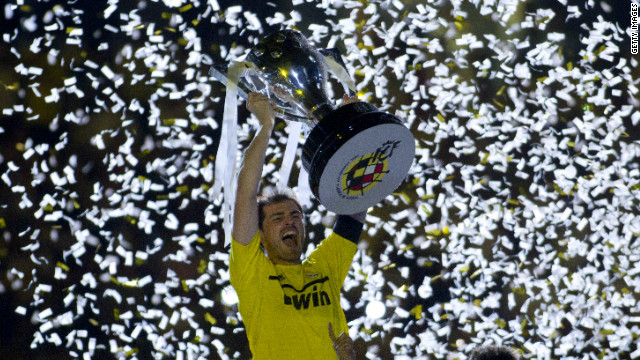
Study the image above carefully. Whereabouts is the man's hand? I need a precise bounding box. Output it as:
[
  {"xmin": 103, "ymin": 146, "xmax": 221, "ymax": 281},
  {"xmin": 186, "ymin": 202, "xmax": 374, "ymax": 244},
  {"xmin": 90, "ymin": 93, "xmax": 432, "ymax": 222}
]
[
  {"xmin": 348, "ymin": 211, "xmax": 367, "ymax": 224},
  {"xmin": 341, "ymin": 94, "xmax": 359, "ymax": 106},
  {"xmin": 329, "ymin": 322, "xmax": 356, "ymax": 360},
  {"xmin": 246, "ymin": 92, "xmax": 276, "ymax": 130}
]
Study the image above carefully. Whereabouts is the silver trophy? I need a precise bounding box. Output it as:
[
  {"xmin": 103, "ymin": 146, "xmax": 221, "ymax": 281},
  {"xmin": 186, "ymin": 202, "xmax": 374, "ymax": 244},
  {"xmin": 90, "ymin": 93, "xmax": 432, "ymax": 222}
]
[{"xmin": 218, "ymin": 30, "xmax": 415, "ymax": 214}]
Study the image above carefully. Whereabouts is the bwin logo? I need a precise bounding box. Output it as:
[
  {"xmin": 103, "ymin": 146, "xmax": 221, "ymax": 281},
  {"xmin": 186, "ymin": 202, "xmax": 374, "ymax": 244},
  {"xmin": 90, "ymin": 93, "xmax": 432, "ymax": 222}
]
[{"xmin": 284, "ymin": 286, "xmax": 331, "ymax": 310}]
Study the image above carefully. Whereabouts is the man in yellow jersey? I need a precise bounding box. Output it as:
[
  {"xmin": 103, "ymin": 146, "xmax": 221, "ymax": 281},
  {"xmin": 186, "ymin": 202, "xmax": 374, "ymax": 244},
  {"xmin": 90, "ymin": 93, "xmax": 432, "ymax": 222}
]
[{"xmin": 230, "ymin": 92, "xmax": 364, "ymax": 359}]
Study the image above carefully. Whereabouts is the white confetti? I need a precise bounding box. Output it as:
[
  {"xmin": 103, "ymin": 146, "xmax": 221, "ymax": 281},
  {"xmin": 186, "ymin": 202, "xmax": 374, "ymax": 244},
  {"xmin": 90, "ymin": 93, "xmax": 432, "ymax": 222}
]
[{"xmin": 3, "ymin": 1, "xmax": 638, "ymax": 359}]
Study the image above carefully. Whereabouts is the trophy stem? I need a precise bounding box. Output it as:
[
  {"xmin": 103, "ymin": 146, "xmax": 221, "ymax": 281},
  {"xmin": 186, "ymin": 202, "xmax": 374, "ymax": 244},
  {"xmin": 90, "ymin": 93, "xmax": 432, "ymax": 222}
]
[{"xmin": 310, "ymin": 103, "xmax": 336, "ymax": 122}]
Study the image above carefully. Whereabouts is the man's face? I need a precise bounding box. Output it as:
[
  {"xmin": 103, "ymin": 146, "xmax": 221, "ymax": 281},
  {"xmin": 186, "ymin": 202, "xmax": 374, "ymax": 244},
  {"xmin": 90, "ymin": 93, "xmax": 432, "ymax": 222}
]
[{"xmin": 260, "ymin": 200, "xmax": 305, "ymax": 265}]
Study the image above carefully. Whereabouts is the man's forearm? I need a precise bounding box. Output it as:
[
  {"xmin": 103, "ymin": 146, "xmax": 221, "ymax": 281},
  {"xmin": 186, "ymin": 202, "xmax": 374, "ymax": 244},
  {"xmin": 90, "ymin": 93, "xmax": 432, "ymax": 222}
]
[
  {"xmin": 236, "ymin": 124, "xmax": 273, "ymax": 200},
  {"xmin": 233, "ymin": 93, "xmax": 275, "ymax": 245}
]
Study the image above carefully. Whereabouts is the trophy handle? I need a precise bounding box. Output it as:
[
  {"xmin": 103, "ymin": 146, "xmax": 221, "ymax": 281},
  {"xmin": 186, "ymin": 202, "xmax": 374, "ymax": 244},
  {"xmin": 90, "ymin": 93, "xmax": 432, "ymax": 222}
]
[{"xmin": 319, "ymin": 48, "xmax": 356, "ymax": 97}]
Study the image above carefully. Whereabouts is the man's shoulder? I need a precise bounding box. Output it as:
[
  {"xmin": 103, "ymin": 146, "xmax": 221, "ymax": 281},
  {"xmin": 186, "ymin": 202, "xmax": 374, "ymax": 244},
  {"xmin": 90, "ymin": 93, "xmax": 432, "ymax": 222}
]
[
  {"xmin": 230, "ymin": 232, "xmax": 268, "ymax": 281},
  {"xmin": 231, "ymin": 231, "xmax": 260, "ymax": 247},
  {"xmin": 231, "ymin": 232, "xmax": 261, "ymax": 252},
  {"xmin": 307, "ymin": 231, "xmax": 358, "ymax": 263}
]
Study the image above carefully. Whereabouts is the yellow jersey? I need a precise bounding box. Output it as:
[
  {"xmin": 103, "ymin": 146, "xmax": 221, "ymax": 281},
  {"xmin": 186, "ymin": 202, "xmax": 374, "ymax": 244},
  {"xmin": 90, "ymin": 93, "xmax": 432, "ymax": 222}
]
[{"xmin": 230, "ymin": 218, "xmax": 360, "ymax": 359}]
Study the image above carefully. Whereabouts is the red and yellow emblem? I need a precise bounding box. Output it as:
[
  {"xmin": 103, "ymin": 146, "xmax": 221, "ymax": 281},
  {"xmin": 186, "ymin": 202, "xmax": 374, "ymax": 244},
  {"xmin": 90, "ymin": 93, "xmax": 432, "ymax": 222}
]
[
  {"xmin": 340, "ymin": 140, "xmax": 399, "ymax": 196},
  {"xmin": 341, "ymin": 154, "xmax": 389, "ymax": 196}
]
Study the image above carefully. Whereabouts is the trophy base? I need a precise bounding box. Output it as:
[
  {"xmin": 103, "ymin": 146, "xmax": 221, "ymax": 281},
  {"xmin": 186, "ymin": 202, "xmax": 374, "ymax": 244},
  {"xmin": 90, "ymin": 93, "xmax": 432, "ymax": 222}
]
[{"xmin": 302, "ymin": 102, "xmax": 415, "ymax": 214}]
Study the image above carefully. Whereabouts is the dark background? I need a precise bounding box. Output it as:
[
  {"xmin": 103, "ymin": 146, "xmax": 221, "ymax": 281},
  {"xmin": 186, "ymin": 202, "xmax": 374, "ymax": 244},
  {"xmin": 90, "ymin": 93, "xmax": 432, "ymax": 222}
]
[{"xmin": 1, "ymin": 0, "xmax": 638, "ymax": 359}]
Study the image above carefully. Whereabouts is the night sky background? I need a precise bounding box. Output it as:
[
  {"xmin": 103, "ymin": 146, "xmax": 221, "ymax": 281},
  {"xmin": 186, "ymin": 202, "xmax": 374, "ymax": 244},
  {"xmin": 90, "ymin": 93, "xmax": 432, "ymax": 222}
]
[{"xmin": 1, "ymin": 0, "xmax": 639, "ymax": 359}]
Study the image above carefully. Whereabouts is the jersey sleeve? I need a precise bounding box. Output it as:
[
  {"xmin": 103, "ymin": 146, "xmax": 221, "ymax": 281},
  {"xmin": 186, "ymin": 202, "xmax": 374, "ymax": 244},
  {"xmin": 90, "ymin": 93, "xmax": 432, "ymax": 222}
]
[
  {"xmin": 311, "ymin": 215, "xmax": 363, "ymax": 286},
  {"xmin": 229, "ymin": 232, "xmax": 262, "ymax": 293}
]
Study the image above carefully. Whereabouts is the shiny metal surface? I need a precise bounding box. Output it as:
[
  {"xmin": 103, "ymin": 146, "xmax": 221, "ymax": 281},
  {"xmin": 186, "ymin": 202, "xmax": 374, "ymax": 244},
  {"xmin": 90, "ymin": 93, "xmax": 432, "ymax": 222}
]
[{"xmin": 244, "ymin": 29, "xmax": 340, "ymax": 125}]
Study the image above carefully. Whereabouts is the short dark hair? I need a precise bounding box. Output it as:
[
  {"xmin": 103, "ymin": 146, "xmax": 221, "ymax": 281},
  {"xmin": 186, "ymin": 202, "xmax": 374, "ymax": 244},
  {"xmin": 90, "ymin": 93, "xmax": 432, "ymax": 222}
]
[
  {"xmin": 257, "ymin": 188, "xmax": 303, "ymax": 231},
  {"xmin": 470, "ymin": 346, "xmax": 520, "ymax": 360}
]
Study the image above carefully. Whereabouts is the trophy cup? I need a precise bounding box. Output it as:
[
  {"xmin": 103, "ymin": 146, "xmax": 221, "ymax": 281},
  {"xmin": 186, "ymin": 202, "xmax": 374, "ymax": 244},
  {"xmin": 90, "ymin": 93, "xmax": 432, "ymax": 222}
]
[{"xmin": 234, "ymin": 29, "xmax": 415, "ymax": 214}]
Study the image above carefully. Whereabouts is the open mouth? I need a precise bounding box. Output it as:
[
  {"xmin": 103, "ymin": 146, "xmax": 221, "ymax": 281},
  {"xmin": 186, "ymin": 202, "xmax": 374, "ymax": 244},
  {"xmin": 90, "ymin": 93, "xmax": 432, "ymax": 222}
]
[{"xmin": 282, "ymin": 231, "xmax": 298, "ymax": 248}]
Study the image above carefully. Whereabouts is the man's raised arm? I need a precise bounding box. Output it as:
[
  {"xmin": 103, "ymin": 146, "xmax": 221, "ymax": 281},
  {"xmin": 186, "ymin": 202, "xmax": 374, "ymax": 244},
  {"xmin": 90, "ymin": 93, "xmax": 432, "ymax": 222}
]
[{"xmin": 232, "ymin": 93, "xmax": 275, "ymax": 246}]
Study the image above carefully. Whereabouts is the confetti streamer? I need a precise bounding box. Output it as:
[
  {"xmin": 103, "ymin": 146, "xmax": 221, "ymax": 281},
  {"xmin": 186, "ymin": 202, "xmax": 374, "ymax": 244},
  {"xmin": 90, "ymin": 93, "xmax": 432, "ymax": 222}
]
[
  {"xmin": 213, "ymin": 61, "xmax": 244, "ymax": 246},
  {"xmin": 276, "ymin": 121, "xmax": 302, "ymax": 190}
]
